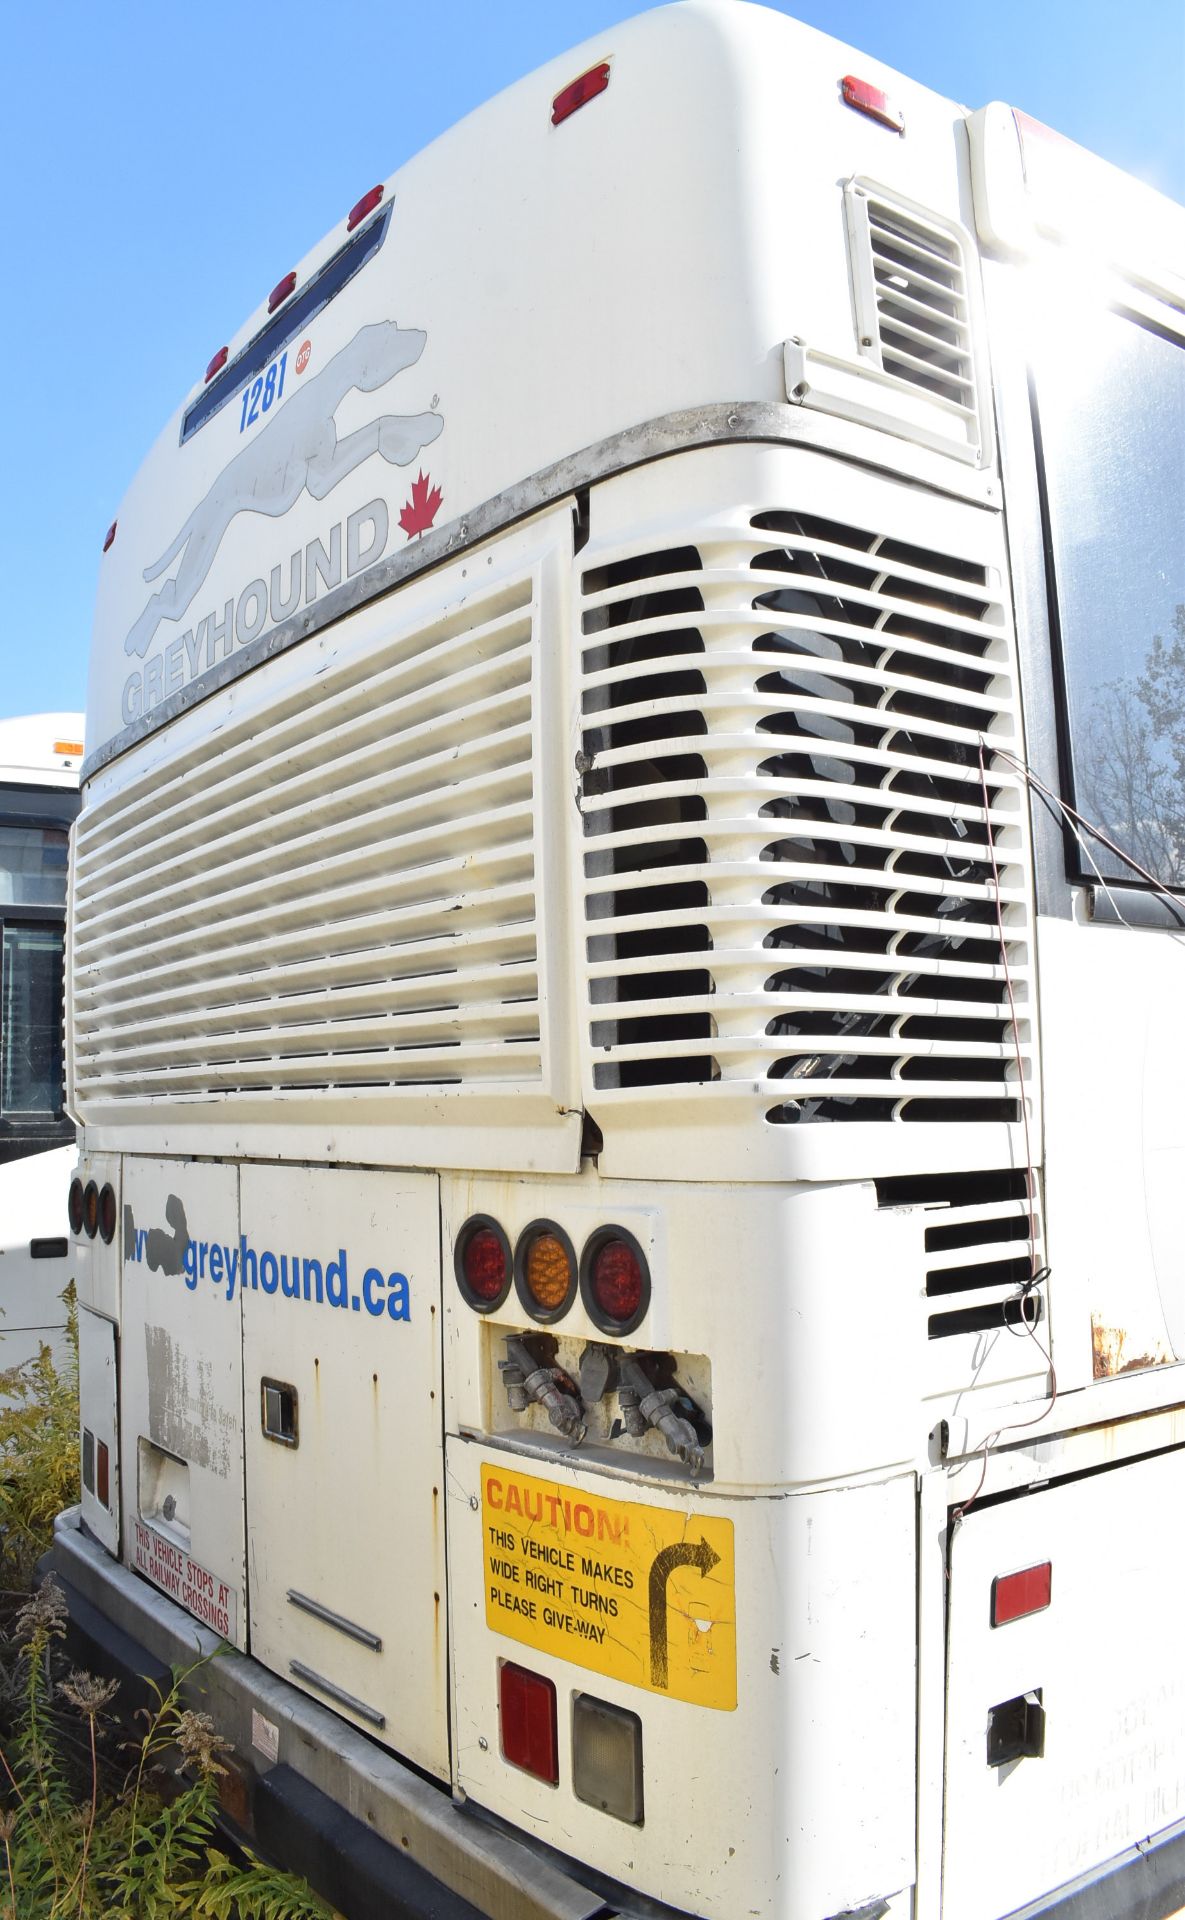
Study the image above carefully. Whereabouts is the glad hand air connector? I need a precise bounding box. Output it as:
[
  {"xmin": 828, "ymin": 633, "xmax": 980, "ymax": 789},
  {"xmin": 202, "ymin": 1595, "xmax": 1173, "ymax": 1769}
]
[
  {"xmin": 500, "ymin": 1335, "xmax": 586, "ymax": 1444},
  {"xmin": 617, "ymin": 1354, "xmax": 705, "ymax": 1474}
]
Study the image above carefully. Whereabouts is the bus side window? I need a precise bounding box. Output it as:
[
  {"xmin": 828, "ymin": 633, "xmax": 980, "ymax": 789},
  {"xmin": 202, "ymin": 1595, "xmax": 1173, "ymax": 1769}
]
[{"xmin": 1032, "ymin": 305, "xmax": 1185, "ymax": 899}]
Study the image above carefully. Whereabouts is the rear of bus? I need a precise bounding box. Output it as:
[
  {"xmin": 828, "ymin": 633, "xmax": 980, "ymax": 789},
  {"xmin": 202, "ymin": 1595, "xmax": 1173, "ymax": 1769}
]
[
  {"xmin": 0, "ymin": 715, "xmax": 83, "ymax": 1379},
  {"xmin": 50, "ymin": 5, "xmax": 1185, "ymax": 1919}
]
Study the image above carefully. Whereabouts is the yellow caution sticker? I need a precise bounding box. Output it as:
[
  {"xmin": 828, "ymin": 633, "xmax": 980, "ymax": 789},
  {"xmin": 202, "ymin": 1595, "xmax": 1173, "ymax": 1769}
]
[{"xmin": 481, "ymin": 1463, "xmax": 736, "ymax": 1710}]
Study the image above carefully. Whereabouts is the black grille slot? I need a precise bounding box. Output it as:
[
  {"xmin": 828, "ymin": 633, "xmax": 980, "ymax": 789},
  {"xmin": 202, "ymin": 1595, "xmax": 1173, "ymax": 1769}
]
[{"xmin": 876, "ymin": 1168, "xmax": 1044, "ymax": 1341}]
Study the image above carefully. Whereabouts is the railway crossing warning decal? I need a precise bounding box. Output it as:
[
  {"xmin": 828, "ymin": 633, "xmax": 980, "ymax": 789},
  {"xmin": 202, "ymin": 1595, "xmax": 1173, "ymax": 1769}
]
[{"xmin": 481, "ymin": 1464, "xmax": 736, "ymax": 1710}]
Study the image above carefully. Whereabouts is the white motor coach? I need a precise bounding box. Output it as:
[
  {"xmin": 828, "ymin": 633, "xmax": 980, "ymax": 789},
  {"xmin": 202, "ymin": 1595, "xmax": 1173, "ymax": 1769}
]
[
  {"xmin": 49, "ymin": 6, "xmax": 1185, "ymax": 1918},
  {"xmin": 0, "ymin": 715, "xmax": 83, "ymax": 1380}
]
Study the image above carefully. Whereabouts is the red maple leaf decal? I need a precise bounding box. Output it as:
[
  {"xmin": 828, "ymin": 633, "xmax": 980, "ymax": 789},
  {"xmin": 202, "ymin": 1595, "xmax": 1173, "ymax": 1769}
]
[{"xmin": 399, "ymin": 470, "xmax": 442, "ymax": 539}]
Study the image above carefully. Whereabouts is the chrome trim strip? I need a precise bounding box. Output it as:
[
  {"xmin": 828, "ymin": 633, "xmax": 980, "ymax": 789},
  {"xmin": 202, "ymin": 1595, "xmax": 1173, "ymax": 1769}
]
[
  {"xmin": 289, "ymin": 1660, "xmax": 385, "ymax": 1729},
  {"xmin": 287, "ymin": 1588, "xmax": 382, "ymax": 1651}
]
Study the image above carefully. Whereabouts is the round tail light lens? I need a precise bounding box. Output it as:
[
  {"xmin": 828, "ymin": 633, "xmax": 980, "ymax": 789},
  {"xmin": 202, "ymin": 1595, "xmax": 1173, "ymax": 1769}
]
[
  {"xmin": 581, "ymin": 1228, "xmax": 650, "ymax": 1335},
  {"xmin": 98, "ymin": 1183, "xmax": 117, "ymax": 1246},
  {"xmin": 82, "ymin": 1181, "xmax": 100, "ymax": 1240},
  {"xmin": 516, "ymin": 1223, "xmax": 576, "ymax": 1322},
  {"xmin": 68, "ymin": 1178, "xmax": 85, "ymax": 1237},
  {"xmin": 456, "ymin": 1217, "xmax": 511, "ymax": 1312}
]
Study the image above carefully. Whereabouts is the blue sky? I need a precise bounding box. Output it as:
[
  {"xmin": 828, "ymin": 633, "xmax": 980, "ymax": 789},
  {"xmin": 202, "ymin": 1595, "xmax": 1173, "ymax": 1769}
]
[{"xmin": 2, "ymin": 0, "xmax": 1182, "ymax": 728}]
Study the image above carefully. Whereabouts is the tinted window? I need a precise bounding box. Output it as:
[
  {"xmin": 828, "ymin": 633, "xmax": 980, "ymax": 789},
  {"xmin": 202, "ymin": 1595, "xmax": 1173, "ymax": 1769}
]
[
  {"xmin": 182, "ymin": 205, "xmax": 392, "ymax": 443},
  {"xmin": 2, "ymin": 924, "xmax": 66, "ymax": 1116},
  {"xmin": 1035, "ymin": 309, "xmax": 1185, "ymax": 889},
  {"xmin": 0, "ymin": 825, "xmax": 70, "ymax": 907}
]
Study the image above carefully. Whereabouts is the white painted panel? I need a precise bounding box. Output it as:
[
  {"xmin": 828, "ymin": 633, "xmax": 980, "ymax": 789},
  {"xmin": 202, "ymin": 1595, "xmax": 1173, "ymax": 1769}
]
[
  {"xmin": 241, "ymin": 1164, "xmax": 448, "ymax": 1778},
  {"xmin": 119, "ymin": 1157, "xmax": 245, "ymax": 1648},
  {"xmin": 448, "ymin": 1441, "xmax": 916, "ymax": 1920},
  {"xmin": 944, "ymin": 1447, "xmax": 1185, "ymax": 1919}
]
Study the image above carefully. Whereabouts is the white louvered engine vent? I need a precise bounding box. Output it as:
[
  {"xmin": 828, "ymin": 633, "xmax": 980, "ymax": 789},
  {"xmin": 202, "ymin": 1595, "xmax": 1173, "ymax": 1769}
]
[
  {"xmin": 844, "ymin": 180, "xmax": 989, "ymax": 466},
  {"xmin": 72, "ymin": 575, "xmax": 543, "ymax": 1113},
  {"xmin": 875, "ymin": 1168, "xmax": 1045, "ymax": 1345},
  {"xmin": 577, "ymin": 506, "xmax": 1034, "ymax": 1129}
]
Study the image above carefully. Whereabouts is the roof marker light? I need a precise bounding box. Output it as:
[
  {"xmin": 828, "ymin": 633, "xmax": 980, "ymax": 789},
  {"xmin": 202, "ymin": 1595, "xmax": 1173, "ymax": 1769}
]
[
  {"xmin": 102, "ymin": 521, "xmax": 117, "ymax": 553},
  {"xmin": 53, "ymin": 740, "xmax": 84, "ymax": 758},
  {"xmin": 347, "ymin": 185, "xmax": 384, "ymax": 232},
  {"xmin": 841, "ymin": 75, "xmax": 905, "ymax": 135},
  {"xmin": 552, "ymin": 61, "xmax": 610, "ymax": 126},
  {"xmin": 268, "ymin": 270, "xmax": 298, "ymax": 314},
  {"xmin": 204, "ymin": 345, "xmax": 228, "ymax": 384},
  {"xmin": 992, "ymin": 1561, "xmax": 1052, "ymax": 1627}
]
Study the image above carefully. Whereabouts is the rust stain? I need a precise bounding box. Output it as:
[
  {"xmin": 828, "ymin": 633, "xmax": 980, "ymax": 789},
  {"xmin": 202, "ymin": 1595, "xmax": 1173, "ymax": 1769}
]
[{"xmin": 1091, "ymin": 1317, "xmax": 1173, "ymax": 1379}]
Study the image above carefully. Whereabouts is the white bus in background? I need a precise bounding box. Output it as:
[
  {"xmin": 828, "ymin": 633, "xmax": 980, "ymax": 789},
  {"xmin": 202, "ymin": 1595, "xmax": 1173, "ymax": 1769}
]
[
  {"xmin": 49, "ymin": 6, "xmax": 1185, "ymax": 1919},
  {"xmin": 0, "ymin": 716, "xmax": 83, "ymax": 1377}
]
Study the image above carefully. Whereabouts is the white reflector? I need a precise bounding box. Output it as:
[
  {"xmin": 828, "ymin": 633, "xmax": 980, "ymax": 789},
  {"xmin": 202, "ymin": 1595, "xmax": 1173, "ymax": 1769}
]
[{"xmin": 572, "ymin": 1693, "xmax": 643, "ymax": 1823}]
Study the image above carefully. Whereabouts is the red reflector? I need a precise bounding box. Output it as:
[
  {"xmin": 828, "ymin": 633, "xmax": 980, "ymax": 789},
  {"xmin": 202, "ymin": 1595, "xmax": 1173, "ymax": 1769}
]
[
  {"xmin": 96, "ymin": 1440, "xmax": 110, "ymax": 1509},
  {"xmin": 552, "ymin": 61, "xmax": 610, "ymax": 126},
  {"xmin": 591, "ymin": 1238, "xmax": 643, "ymax": 1323},
  {"xmin": 347, "ymin": 185, "xmax": 384, "ymax": 232},
  {"xmin": 268, "ymin": 270, "xmax": 297, "ymax": 314},
  {"xmin": 102, "ymin": 521, "xmax": 117, "ymax": 553},
  {"xmin": 992, "ymin": 1561, "xmax": 1052, "ymax": 1627},
  {"xmin": 499, "ymin": 1662, "xmax": 558, "ymax": 1783},
  {"xmin": 204, "ymin": 345, "xmax": 228, "ymax": 384},
  {"xmin": 841, "ymin": 74, "xmax": 904, "ymax": 134}
]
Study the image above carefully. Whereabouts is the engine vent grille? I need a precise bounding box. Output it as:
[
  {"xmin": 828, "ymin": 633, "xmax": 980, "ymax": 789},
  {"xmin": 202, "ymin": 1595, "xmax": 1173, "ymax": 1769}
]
[
  {"xmin": 72, "ymin": 576, "xmax": 542, "ymax": 1109},
  {"xmin": 875, "ymin": 1167, "xmax": 1045, "ymax": 1342},
  {"xmin": 845, "ymin": 181, "xmax": 988, "ymax": 464},
  {"xmin": 578, "ymin": 505, "xmax": 1033, "ymax": 1127}
]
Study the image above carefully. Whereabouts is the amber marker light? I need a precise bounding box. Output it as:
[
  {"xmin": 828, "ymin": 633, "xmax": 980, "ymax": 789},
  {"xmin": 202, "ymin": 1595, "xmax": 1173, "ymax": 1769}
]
[{"xmin": 515, "ymin": 1221, "xmax": 577, "ymax": 1323}]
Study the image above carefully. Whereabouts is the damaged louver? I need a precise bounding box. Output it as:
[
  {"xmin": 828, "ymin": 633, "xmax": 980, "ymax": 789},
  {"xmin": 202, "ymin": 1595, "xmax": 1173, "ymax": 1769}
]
[{"xmin": 577, "ymin": 497, "xmax": 1033, "ymax": 1128}]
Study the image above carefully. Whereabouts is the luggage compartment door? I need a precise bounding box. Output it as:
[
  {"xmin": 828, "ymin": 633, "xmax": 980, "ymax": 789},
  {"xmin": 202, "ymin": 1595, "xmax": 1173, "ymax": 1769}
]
[
  {"xmin": 241, "ymin": 1164, "xmax": 447, "ymax": 1778},
  {"xmin": 943, "ymin": 1445, "xmax": 1185, "ymax": 1920},
  {"xmin": 120, "ymin": 1157, "xmax": 245, "ymax": 1649}
]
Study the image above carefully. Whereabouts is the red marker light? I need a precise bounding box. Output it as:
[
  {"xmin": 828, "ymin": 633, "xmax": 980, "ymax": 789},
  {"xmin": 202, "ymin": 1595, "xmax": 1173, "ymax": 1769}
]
[
  {"xmin": 552, "ymin": 61, "xmax": 610, "ymax": 126},
  {"xmin": 841, "ymin": 74, "xmax": 905, "ymax": 134},
  {"xmin": 204, "ymin": 345, "xmax": 228, "ymax": 384},
  {"xmin": 268, "ymin": 270, "xmax": 298, "ymax": 314},
  {"xmin": 992, "ymin": 1562, "xmax": 1052, "ymax": 1627},
  {"xmin": 347, "ymin": 185, "xmax": 384, "ymax": 232},
  {"xmin": 102, "ymin": 521, "xmax": 117, "ymax": 554},
  {"xmin": 96, "ymin": 1440, "xmax": 110, "ymax": 1509},
  {"xmin": 499, "ymin": 1662, "xmax": 558, "ymax": 1784}
]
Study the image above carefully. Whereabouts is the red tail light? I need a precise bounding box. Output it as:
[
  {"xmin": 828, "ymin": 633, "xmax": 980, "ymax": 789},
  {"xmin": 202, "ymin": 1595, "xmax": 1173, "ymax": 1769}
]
[
  {"xmin": 456, "ymin": 1216, "xmax": 511, "ymax": 1312},
  {"xmin": 499, "ymin": 1662, "xmax": 558, "ymax": 1784},
  {"xmin": 992, "ymin": 1562, "xmax": 1052, "ymax": 1626},
  {"xmin": 268, "ymin": 271, "xmax": 297, "ymax": 313},
  {"xmin": 204, "ymin": 345, "xmax": 228, "ymax": 383},
  {"xmin": 82, "ymin": 1181, "xmax": 99, "ymax": 1240},
  {"xmin": 552, "ymin": 61, "xmax": 610, "ymax": 126},
  {"xmin": 347, "ymin": 185, "xmax": 384, "ymax": 232},
  {"xmin": 98, "ymin": 1183, "xmax": 117, "ymax": 1246},
  {"xmin": 581, "ymin": 1228, "xmax": 650, "ymax": 1335},
  {"xmin": 96, "ymin": 1440, "xmax": 110, "ymax": 1509},
  {"xmin": 68, "ymin": 1178, "xmax": 85, "ymax": 1237}
]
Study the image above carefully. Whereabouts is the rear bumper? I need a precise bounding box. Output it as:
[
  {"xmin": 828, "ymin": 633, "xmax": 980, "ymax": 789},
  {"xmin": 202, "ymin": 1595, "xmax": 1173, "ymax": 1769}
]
[{"xmin": 43, "ymin": 1509, "xmax": 609, "ymax": 1920}]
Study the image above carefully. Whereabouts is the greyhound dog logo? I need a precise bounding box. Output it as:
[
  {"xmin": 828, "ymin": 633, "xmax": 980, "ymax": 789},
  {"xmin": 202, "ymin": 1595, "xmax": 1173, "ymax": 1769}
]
[{"xmin": 125, "ymin": 320, "xmax": 443, "ymax": 659}]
